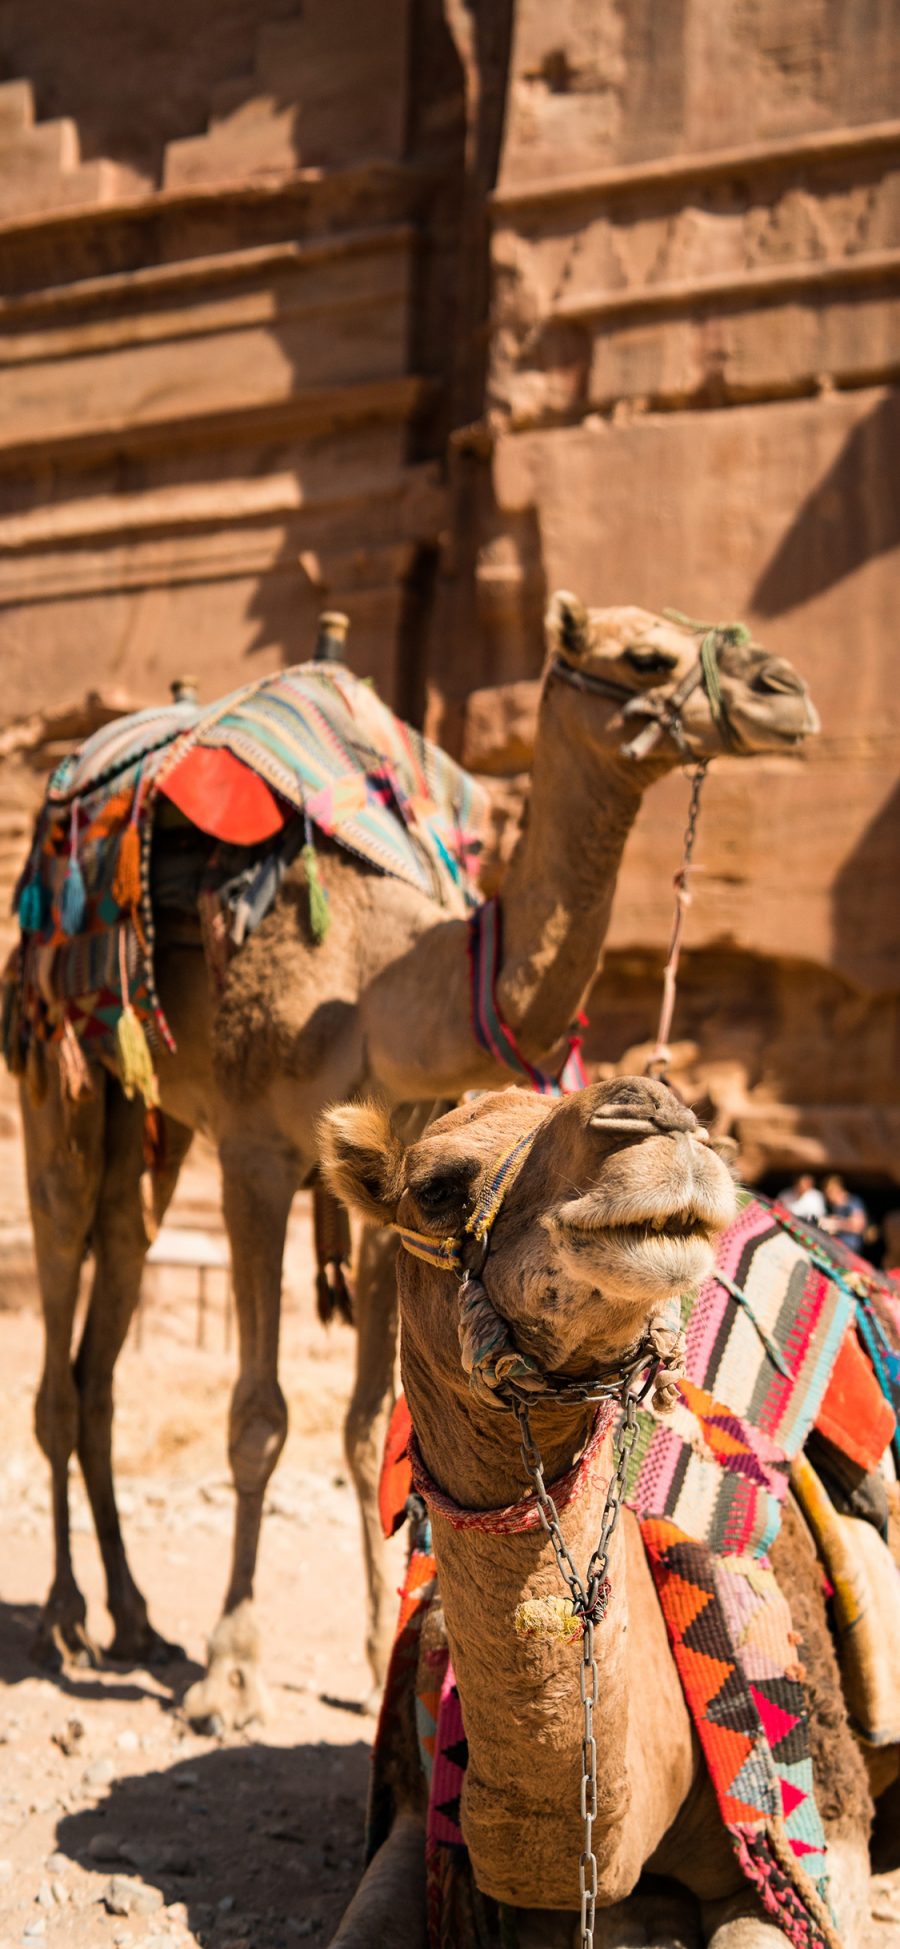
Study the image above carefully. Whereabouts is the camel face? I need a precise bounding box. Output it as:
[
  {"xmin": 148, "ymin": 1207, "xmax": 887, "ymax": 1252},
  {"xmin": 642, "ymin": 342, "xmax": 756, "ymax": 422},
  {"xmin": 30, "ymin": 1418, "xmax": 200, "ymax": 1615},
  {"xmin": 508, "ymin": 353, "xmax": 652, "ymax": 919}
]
[
  {"xmin": 322, "ymin": 1078, "xmax": 737, "ymax": 1377},
  {"xmin": 545, "ymin": 594, "xmax": 820, "ymax": 757}
]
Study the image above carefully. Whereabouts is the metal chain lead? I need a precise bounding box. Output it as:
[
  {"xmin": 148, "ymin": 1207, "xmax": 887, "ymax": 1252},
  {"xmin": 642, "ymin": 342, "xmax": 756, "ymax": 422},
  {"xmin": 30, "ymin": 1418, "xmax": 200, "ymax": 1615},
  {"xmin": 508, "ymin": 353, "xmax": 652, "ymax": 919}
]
[{"xmin": 514, "ymin": 1389, "xmax": 643, "ymax": 1949}]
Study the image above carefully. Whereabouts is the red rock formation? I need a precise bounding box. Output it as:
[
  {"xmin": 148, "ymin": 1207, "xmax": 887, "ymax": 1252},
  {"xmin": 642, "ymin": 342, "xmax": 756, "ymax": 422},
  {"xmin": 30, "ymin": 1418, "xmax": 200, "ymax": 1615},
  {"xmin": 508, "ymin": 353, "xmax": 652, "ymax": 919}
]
[{"xmin": 0, "ymin": 0, "xmax": 897, "ymax": 1184}]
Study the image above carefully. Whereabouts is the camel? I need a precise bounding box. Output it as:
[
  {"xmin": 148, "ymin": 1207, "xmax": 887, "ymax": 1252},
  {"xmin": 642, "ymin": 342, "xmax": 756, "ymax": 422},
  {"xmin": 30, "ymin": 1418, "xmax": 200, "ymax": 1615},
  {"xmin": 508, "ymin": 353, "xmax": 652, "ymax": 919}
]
[
  {"xmin": 18, "ymin": 598, "xmax": 819, "ymax": 1725},
  {"xmin": 320, "ymin": 1078, "xmax": 880, "ymax": 1949}
]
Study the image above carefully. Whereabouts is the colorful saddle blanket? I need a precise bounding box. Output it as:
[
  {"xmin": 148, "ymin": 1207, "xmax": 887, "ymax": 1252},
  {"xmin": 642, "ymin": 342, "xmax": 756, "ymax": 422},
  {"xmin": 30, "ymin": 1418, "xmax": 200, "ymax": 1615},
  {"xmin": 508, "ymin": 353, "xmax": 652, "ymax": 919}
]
[
  {"xmin": 373, "ymin": 1201, "xmax": 900, "ymax": 1949},
  {"xmin": 5, "ymin": 663, "xmax": 487, "ymax": 1074}
]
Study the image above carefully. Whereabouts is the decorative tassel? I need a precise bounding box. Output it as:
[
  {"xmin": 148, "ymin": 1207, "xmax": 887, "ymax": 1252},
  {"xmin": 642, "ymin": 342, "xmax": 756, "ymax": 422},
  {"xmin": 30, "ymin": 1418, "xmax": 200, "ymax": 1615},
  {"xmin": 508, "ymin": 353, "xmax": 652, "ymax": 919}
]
[
  {"xmin": 301, "ymin": 819, "xmax": 330, "ymax": 943},
  {"xmin": 58, "ymin": 804, "xmax": 87, "ymax": 936},
  {"xmin": 58, "ymin": 1018, "xmax": 92, "ymax": 1101},
  {"xmin": 113, "ymin": 823, "xmax": 142, "ymax": 911},
  {"xmin": 18, "ymin": 880, "xmax": 48, "ymax": 934},
  {"xmin": 115, "ymin": 926, "xmax": 158, "ymax": 1107},
  {"xmin": 116, "ymin": 1007, "xmax": 159, "ymax": 1107},
  {"xmin": 59, "ymin": 860, "xmax": 86, "ymax": 936},
  {"xmin": 514, "ymin": 1597, "xmax": 581, "ymax": 1644},
  {"xmin": 648, "ymin": 1303, "xmax": 688, "ymax": 1414}
]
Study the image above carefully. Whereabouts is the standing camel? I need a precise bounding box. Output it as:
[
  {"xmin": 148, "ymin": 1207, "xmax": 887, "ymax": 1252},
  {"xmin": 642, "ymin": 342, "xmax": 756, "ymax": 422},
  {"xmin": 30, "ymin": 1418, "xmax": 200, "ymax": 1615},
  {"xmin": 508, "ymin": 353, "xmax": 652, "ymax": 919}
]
[
  {"xmin": 16, "ymin": 598, "xmax": 818, "ymax": 1725},
  {"xmin": 321, "ymin": 1079, "xmax": 878, "ymax": 1949}
]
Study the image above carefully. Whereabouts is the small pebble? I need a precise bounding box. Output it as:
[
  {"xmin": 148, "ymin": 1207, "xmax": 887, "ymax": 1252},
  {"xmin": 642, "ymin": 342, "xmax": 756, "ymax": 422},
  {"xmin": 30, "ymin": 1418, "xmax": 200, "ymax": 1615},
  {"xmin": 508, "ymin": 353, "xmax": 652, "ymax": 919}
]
[
  {"xmin": 22, "ymin": 1924, "xmax": 46, "ymax": 1942},
  {"xmin": 83, "ymin": 1758, "xmax": 116, "ymax": 1789},
  {"xmin": 102, "ymin": 1875, "xmax": 163, "ymax": 1918},
  {"xmin": 115, "ymin": 1730, "xmax": 139, "ymax": 1755},
  {"xmin": 45, "ymin": 1856, "xmax": 67, "ymax": 1876},
  {"xmin": 49, "ymin": 1884, "xmax": 67, "ymax": 1908},
  {"xmin": 173, "ymin": 1772, "xmax": 199, "ymax": 1790},
  {"xmin": 34, "ymin": 1883, "xmax": 53, "ymax": 1909},
  {"xmin": 88, "ymin": 1833, "xmax": 125, "ymax": 1863},
  {"xmin": 217, "ymin": 1895, "xmax": 235, "ymax": 1913}
]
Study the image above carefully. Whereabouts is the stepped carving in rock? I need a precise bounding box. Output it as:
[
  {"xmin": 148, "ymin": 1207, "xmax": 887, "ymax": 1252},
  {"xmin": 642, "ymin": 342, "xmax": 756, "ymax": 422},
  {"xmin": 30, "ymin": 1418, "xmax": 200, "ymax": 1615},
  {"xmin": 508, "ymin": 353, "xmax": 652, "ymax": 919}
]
[{"xmin": 0, "ymin": 76, "xmax": 132, "ymax": 221}]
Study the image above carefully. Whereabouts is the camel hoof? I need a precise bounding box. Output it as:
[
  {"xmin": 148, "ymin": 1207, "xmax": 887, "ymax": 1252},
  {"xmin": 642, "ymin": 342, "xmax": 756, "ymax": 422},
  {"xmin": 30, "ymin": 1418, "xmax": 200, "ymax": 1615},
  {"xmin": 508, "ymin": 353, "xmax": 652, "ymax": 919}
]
[
  {"xmin": 31, "ymin": 1617, "xmax": 102, "ymax": 1673},
  {"xmin": 107, "ymin": 1623, "xmax": 186, "ymax": 1668},
  {"xmin": 182, "ymin": 1661, "xmax": 270, "ymax": 1734}
]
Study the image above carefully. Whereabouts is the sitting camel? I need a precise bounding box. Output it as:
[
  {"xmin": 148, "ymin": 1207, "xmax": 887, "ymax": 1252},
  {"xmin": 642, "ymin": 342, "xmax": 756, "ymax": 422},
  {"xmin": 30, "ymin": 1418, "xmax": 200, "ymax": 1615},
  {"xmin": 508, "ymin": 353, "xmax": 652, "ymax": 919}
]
[
  {"xmin": 17, "ymin": 599, "xmax": 818, "ymax": 1725},
  {"xmin": 321, "ymin": 1079, "xmax": 881, "ymax": 1949}
]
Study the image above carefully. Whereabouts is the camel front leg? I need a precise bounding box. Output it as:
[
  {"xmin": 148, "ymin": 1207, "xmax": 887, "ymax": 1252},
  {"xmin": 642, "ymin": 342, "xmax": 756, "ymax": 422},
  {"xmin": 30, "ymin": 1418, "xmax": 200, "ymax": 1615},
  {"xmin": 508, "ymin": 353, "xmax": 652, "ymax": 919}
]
[
  {"xmin": 75, "ymin": 1094, "xmax": 193, "ymax": 1663},
  {"xmin": 183, "ymin": 1136, "xmax": 294, "ymax": 1732},
  {"xmin": 22, "ymin": 1063, "xmax": 105, "ymax": 1670},
  {"xmin": 345, "ymin": 1221, "xmax": 400, "ymax": 1704},
  {"xmin": 328, "ymin": 1813, "xmax": 427, "ymax": 1948}
]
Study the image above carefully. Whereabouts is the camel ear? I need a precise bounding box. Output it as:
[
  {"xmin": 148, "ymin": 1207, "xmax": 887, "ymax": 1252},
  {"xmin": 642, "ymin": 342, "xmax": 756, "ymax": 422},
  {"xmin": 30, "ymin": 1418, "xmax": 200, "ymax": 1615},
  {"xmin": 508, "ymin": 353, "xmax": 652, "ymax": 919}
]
[
  {"xmin": 318, "ymin": 1100, "xmax": 406, "ymax": 1224},
  {"xmin": 545, "ymin": 589, "xmax": 592, "ymax": 662}
]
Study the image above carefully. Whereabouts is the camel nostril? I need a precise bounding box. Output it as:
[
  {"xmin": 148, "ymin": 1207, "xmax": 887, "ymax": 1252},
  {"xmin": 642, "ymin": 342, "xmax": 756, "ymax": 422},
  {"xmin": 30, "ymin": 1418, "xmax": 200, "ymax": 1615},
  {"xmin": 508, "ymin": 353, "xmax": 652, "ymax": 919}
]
[{"xmin": 755, "ymin": 660, "xmax": 805, "ymax": 696}]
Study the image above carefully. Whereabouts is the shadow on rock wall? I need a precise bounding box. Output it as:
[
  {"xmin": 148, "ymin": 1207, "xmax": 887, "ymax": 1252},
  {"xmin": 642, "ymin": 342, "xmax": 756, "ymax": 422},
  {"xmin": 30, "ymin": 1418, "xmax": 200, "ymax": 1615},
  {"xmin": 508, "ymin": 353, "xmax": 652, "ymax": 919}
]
[
  {"xmin": 832, "ymin": 778, "xmax": 900, "ymax": 993},
  {"xmin": 752, "ymin": 391, "xmax": 900, "ymax": 617}
]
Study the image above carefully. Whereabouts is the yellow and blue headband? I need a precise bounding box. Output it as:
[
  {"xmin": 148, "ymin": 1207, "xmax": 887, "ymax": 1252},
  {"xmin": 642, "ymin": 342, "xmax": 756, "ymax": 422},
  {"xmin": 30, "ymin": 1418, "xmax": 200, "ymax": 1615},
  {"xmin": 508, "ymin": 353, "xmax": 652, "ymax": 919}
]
[{"xmin": 395, "ymin": 1127, "xmax": 538, "ymax": 1274}]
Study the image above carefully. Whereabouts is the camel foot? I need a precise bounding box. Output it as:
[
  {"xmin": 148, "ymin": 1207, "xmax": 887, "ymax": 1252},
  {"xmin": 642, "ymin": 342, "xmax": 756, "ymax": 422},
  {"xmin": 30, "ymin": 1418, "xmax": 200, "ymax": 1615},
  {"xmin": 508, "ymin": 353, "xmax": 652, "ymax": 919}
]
[
  {"xmin": 701, "ymin": 1893, "xmax": 798, "ymax": 1948},
  {"xmin": 30, "ymin": 1615, "xmax": 102, "ymax": 1673},
  {"xmin": 107, "ymin": 1620, "xmax": 186, "ymax": 1668},
  {"xmin": 182, "ymin": 1600, "xmax": 269, "ymax": 1733},
  {"xmin": 182, "ymin": 1658, "xmax": 270, "ymax": 1733}
]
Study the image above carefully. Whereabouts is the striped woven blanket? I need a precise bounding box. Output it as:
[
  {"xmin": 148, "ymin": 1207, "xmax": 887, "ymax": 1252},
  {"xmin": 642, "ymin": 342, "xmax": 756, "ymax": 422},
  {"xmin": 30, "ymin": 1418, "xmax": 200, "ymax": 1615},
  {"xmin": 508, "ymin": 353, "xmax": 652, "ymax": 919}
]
[
  {"xmin": 5, "ymin": 664, "xmax": 487, "ymax": 1080},
  {"xmin": 373, "ymin": 1201, "xmax": 900, "ymax": 1949}
]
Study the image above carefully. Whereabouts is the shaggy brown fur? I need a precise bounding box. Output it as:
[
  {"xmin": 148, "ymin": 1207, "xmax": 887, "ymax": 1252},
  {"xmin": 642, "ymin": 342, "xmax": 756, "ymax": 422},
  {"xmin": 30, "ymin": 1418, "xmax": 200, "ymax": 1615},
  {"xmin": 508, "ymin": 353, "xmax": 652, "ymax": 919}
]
[{"xmin": 770, "ymin": 1497, "xmax": 873, "ymax": 1836}]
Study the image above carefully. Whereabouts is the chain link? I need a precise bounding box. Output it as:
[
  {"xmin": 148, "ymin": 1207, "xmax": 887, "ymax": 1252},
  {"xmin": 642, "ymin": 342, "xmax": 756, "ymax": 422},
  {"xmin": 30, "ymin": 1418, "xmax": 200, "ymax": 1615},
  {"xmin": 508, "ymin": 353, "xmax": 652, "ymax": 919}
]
[{"xmin": 514, "ymin": 1389, "xmax": 642, "ymax": 1949}]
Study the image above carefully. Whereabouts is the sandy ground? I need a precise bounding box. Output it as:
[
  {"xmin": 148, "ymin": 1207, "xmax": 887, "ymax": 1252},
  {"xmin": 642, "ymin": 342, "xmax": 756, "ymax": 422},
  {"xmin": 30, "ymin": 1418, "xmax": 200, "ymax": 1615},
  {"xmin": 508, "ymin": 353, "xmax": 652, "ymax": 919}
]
[
  {"xmin": 0, "ymin": 1115, "xmax": 407, "ymax": 1949},
  {"xmin": 1, "ymin": 1110, "xmax": 900, "ymax": 1949}
]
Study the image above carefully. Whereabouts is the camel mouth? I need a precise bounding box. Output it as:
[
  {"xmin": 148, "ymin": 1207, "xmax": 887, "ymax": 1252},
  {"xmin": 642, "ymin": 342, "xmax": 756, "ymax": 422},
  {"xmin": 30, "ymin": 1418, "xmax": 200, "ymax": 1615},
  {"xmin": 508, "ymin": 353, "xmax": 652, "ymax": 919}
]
[
  {"xmin": 549, "ymin": 1178, "xmax": 735, "ymax": 1294},
  {"xmin": 561, "ymin": 1208, "xmax": 713, "ymax": 1246}
]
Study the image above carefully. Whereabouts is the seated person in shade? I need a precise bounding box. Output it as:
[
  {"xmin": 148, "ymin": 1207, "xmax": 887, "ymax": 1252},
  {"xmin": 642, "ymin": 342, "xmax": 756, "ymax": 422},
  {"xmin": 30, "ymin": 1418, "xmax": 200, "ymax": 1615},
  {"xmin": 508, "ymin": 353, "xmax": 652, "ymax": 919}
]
[
  {"xmin": 820, "ymin": 1172, "xmax": 868, "ymax": 1254},
  {"xmin": 778, "ymin": 1172, "xmax": 826, "ymax": 1222}
]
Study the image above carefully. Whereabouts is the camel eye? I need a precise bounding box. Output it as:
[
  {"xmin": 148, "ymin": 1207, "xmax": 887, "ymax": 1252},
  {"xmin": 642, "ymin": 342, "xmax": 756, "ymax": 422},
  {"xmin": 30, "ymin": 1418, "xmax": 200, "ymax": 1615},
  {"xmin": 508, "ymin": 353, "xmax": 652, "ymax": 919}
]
[
  {"xmin": 623, "ymin": 645, "xmax": 679, "ymax": 675},
  {"xmin": 412, "ymin": 1167, "xmax": 476, "ymax": 1221}
]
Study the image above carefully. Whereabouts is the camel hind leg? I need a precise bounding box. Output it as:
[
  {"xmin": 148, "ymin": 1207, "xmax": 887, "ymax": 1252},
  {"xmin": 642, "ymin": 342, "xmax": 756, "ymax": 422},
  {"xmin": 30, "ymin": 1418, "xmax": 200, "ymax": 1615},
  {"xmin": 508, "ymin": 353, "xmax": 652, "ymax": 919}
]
[
  {"xmin": 74, "ymin": 1084, "xmax": 193, "ymax": 1662},
  {"xmin": 22, "ymin": 1058, "xmax": 105, "ymax": 1668},
  {"xmin": 183, "ymin": 1132, "xmax": 295, "ymax": 1731}
]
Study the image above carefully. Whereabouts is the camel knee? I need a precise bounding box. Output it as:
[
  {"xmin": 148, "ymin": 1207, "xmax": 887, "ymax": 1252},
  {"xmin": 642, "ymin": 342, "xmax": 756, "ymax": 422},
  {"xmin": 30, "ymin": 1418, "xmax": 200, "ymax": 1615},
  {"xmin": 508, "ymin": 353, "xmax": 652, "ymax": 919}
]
[{"xmin": 228, "ymin": 1380, "xmax": 288, "ymax": 1494}]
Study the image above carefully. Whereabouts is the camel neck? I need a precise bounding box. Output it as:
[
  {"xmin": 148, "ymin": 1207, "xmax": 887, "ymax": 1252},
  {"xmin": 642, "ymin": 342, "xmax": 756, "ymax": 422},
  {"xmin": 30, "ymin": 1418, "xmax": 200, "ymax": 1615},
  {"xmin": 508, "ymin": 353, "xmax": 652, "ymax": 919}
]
[
  {"xmin": 493, "ymin": 675, "xmax": 662, "ymax": 1063},
  {"xmin": 400, "ymin": 1297, "xmax": 679, "ymax": 1911}
]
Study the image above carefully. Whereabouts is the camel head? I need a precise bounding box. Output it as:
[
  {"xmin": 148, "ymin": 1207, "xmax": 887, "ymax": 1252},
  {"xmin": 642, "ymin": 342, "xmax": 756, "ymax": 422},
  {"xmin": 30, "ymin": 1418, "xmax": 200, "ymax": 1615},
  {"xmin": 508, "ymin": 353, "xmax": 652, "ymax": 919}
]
[
  {"xmin": 321, "ymin": 1078, "xmax": 737, "ymax": 1384},
  {"xmin": 545, "ymin": 594, "xmax": 820, "ymax": 763}
]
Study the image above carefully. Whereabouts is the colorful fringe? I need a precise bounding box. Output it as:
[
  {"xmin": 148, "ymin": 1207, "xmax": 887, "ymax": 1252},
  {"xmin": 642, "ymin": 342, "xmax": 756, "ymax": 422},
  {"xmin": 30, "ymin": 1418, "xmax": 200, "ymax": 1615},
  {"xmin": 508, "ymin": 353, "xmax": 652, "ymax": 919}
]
[{"xmin": 5, "ymin": 660, "xmax": 490, "ymax": 1085}]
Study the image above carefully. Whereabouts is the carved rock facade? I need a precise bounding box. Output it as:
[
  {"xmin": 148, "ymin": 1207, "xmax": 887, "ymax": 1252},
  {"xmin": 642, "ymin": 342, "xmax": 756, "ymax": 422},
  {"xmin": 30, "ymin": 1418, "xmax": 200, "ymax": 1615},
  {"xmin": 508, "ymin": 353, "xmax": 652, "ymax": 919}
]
[{"xmin": 0, "ymin": 0, "xmax": 898, "ymax": 1186}]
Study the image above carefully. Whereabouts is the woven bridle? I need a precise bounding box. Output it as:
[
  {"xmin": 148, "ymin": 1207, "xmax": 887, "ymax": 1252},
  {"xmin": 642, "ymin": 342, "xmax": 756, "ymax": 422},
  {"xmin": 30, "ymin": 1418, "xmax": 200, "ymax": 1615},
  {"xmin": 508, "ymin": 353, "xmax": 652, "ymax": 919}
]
[
  {"xmin": 549, "ymin": 619, "xmax": 752, "ymax": 762},
  {"xmin": 395, "ymin": 1125, "xmax": 685, "ymax": 1417}
]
